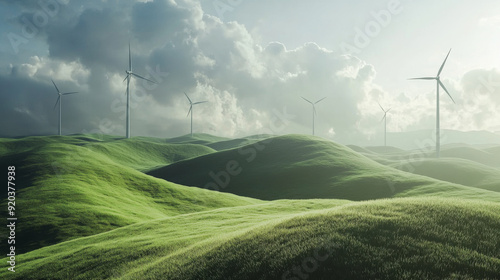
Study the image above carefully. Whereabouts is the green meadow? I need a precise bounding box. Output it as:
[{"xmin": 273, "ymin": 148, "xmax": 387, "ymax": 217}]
[{"xmin": 1, "ymin": 134, "xmax": 499, "ymax": 279}]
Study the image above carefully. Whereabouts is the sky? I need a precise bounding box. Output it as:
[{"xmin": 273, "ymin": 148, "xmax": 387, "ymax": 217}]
[{"xmin": 1, "ymin": 0, "xmax": 500, "ymax": 145}]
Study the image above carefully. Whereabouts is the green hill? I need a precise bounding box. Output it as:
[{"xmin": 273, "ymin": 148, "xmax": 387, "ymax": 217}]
[
  {"xmin": 2, "ymin": 133, "xmax": 500, "ymax": 279},
  {"xmin": 148, "ymin": 134, "xmax": 500, "ymax": 201},
  {"xmin": 440, "ymin": 146, "xmax": 500, "ymax": 167},
  {"xmin": 82, "ymin": 138, "xmax": 216, "ymax": 172},
  {"xmin": 2, "ymin": 198, "xmax": 499, "ymax": 280},
  {"xmin": 0, "ymin": 135, "xmax": 257, "ymax": 254},
  {"xmin": 166, "ymin": 133, "xmax": 231, "ymax": 145},
  {"xmin": 391, "ymin": 157, "xmax": 500, "ymax": 192}
]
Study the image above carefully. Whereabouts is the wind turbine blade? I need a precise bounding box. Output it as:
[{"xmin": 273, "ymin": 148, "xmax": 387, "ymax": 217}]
[
  {"xmin": 437, "ymin": 49, "xmax": 452, "ymax": 76},
  {"xmin": 315, "ymin": 97, "xmax": 327, "ymax": 104},
  {"xmin": 380, "ymin": 114, "xmax": 386, "ymax": 123},
  {"xmin": 129, "ymin": 42, "xmax": 132, "ymax": 71},
  {"xmin": 301, "ymin": 96, "xmax": 313, "ymax": 104},
  {"xmin": 193, "ymin": 101, "xmax": 208, "ymax": 105},
  {"xmin": 438, "ymin": 80, "xmax": 456, "ymax": 104},
  {"xmin": 408, "ymin": 77, "xmax": 436, "ymax": 80},
  {"xmin": 53, "ymin": 96, "xmax": 60, "ymax": 110},
  {"xmin": 131, "ymin": 73, "xmax": 156, "ymax": 84},
  {"xmin": 62, "ymin": 92, "xmax": 78, "ymax": 95},
  {"xmin": 51, "ymin": 79, "xmax": 60, "ymax": 93},
  {"xmin": 187, "ymin": 105, "xmax": 192, "ymax": 117},
  {"xmin": 386, "ymin": 108, "xmax": 391, "ymax": 113},
  {"xmin": 184, "ymin": 92, "xmax": 192, "ymax": 104},
  {"xmin": 377, "ymin": 101, "xmax": 384, "ymax": 112},
  {"xmin": 123, "ymin": 74, "xmax": 130, "ymax": 83}
]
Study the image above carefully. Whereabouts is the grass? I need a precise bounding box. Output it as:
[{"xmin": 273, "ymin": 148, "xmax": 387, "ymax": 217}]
[
  {"xmin": 82, "ymin": 138, "xmax": 216, "ymax": 172},
  {"xmin": 1, "ymin": 133, "xmax": 500, "ymax": 279},
  {"xmin": 391, "ymin": 157, "xmax": 500, "ymax": 192},
  {"xmin": 148, "ymin": 134, "xmax": 500, "ymax": 202},
  {"xmin": 0, "ymin": 135, "xmax": 257, "ymax": 254},
  {"xmin": 1, "ymin": 198, "xmax": 499, "ymax": 280},
  {"xmin": 166, "ymin": 133, "xmax": 231, "ymax": 145}
]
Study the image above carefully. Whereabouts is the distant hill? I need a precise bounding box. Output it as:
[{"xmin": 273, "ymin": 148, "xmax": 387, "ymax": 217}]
[
  {"xmin": 390, "ymin": 157, "xmax": 500, "ymax": 192},
  {"xmin": 148, "ymin": 134, "xmax": 500, "ymax": 202},
  {"xmin": 379, "ymin": 129, "xmax": 500, "ymax": 150},
  {"xmin": 166, "ymin": 133, "xmax": 231, "ymax": 145}
]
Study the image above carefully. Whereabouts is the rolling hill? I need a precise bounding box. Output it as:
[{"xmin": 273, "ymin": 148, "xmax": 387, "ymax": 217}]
[
  {"xmin": 2, "ymin": 133, "xmax": 500, "ymax": 279},
  {"xmin": 0, "ymin": 135, "xmax": 257, "ymax": 254},
  {"xmin": 391, "ymin": 157, "xmax": 500, "ymax": 192},
  {"xmin": 165, "ymin": 133, "xmax": 231, "ymax": 145},
  {"xmin": 148, "ymin": 134, "xmax": 500, "ymax": 202},
  {"xmin": 1, "ymin": 198, "xmax": 499, "ymax": 280}
]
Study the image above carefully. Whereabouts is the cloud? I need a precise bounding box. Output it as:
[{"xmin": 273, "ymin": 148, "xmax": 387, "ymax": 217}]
[
  {"xmin": 1, "ymin": 0, "xmax": 499, "ymax": 142},
  {"xmin": 478, "ymin": 16, "xmax": 500, "ymax": 29}
]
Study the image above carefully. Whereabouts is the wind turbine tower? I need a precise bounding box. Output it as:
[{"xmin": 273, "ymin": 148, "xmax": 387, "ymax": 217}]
[
  {"xmin": 301, "ymin": 96, "xmax": 326, "ymax": 136},
  {"xmin": 378, "ymin": 102, "xmax": 391, "ymax": 146},
  {"xmin": 51, "ymin": 79, "xmax": 78, "ymax": 136},
  {"xmin": 409, "ymin": 49, "xmax": 455, "ymax": 158},
  {"xmin": 123, "ymin": 43, "xmax": 156, "ymax": 138},
  {"xmin": 185, "ymin": 92, "xmax": 208, "ymax": 137}
]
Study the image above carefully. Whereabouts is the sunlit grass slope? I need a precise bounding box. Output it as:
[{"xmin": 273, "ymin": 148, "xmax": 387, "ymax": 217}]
[
  {"xmin": 0, "ymin": 135, "xmax": 257, "ymax": 254},
  {"xmin": 149, "ymin": 134, "xmax": 500, "ymax": 201},
  {"xmin": 2, "ymin": 198, "xmax": 499, "ymax": 280},
  {"xmin": 83, "ymin": 138, "xmax": 216, "ymax": 171}
]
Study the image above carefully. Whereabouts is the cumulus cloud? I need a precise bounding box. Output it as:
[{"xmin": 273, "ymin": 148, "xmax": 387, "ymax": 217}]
[{"xmin": 1, "ymin": 0, "xmax": 499, "ymax": 142}]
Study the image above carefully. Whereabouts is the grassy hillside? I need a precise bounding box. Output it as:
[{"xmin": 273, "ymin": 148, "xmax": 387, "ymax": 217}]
[
  {"xmin": 166, "ymin": 133, "xmax": 230, "ymax": 145},
  {"xmin": 441, "ymin": 146, "xmax": 500, "ymax": 167},
  {"xmin": 206, "ymin": 134, "xmax": 275, "ymax": 151},
  {"xmin": 2, "ymin": 133, "xmax": 500, "ymax": 279},
  {"xmin": 391, "ymin": 157, "xmax": 500, "ymax": 192},
  {"xmin": 2, "ymin": 198, "xmax": 499, "ymax": 280},
  {"xmin": 358, "ymin": 144, "xmax": 500, "ymax": 169},
  {"xmin": 346, "ymin": 143, "xmax": 500, "ymax": 192},
  {"xmin": 82, "ymin": 139, "xmax": 216, "ymax": 171},
  {"xmin": 0, "ymin": 135, "xmax": 257, "ymax": 254},
  {"xmin": 148, "ymin": 134, "xmax": 500, "ymax": 201}
]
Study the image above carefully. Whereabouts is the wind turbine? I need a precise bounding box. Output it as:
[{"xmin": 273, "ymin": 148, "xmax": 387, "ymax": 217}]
[
  {"xmin": 301, "ymin": 96, "xmax": 326, "ymax": 136},
  {"xmin": 123, "ymin": 43, "xmax": 156, "ymax": 139},
  {"xmin": 409, "ymin": 48, "xmax": 455, "ymax": 158},
  {"xmin": 378, "ymin": 102, "xmax": 391, "ymax": 146},
  {"xmin": 185, "ymin": 92, "xmax": 208, "ymax": 137},
  {"xmin": 51, "ymin": 79, "xmax": 78, "ymax": 136}
]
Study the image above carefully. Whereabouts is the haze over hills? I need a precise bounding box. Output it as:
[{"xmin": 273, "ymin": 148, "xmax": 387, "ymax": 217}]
[
  {"xmin": 1, "ymin": 133, "xmax": 500, "ymax": 279},
  {"xmin": 369, "ymin": 129, "xmax": 500, "ymax": 150}
]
